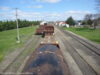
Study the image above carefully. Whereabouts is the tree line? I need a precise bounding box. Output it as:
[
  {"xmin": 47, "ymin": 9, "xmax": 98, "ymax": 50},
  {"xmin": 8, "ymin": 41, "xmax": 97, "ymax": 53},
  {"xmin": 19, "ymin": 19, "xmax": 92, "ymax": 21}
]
[
  {"xmin": 0, "ymin": 20, "xmax": 40, "ymax": 31},
  {"xmin": 65, "ymin": 0, "xmax": 100, "ymax": 28},
  {"xmin": 65, "ymin": 14, "xmax": 100, "ymax": 29}
]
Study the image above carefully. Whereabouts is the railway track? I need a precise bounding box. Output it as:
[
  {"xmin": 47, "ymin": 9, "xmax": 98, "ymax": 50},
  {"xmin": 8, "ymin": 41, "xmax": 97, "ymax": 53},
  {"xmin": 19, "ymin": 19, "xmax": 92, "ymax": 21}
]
[
  {"xmin": 58, "ymin": 26, "xmax": 100, "ymax": 51},
  {"xmin": 0, "ymin": 35, "xmax": 41, "ymax": 75},
  {"xmin": 62, "ymin": 30, "xmax": 100, "ymax": 56},
  {"xmin": 1, "ymin": 25, "xmax": 100, "ymax": 75},
  {"xmin": 55, "ymin": 27, "xmax": 100, "ymax": 75},
  {"xmin": 61, "ymin": 37, "xmax": 98, "ymax": 75}
]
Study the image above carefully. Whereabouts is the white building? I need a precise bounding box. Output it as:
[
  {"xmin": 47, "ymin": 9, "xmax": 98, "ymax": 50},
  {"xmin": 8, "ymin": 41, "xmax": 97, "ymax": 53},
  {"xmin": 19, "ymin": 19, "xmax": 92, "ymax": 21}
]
[
  {"xmin": 40, "ymin": 21, "xmax": 47, "ymax": 25},
  {"xmin": 56, "ymin": 21, "xmax": 69, "ymax": 28}
]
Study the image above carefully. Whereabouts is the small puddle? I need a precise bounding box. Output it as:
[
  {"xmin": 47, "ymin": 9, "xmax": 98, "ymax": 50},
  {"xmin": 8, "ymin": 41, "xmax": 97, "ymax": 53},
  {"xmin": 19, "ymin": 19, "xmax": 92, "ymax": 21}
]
[{"xmin": 38, "ymin": 44, "xmax": 59, "ymax": 52}]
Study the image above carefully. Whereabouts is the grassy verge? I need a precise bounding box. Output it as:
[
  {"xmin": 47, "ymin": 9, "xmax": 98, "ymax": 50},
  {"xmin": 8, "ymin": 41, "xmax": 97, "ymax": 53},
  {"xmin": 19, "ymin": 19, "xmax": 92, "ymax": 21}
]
[
  {"xmin": 64, "ymin": 27, "xmax": 100, "ymax": 44},
  {"xmin": 0, "ymin": 26, "xmax": 37, "ymax": 61}
]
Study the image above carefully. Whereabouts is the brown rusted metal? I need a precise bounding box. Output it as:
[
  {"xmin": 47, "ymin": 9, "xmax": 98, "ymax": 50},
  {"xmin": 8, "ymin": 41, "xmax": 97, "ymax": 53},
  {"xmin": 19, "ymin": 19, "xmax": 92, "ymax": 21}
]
[
  {"xmin": 35, "ymin": 25, "xmax": 46, "ymax": 35},
  {"xmin": 35, "ymin": 25, "xmax": 54, "ymax": 36},
  {"xmin": 22, "ymin": 25, "xmax": 70, "ymax": 75},
  {"xmin": 43, "ymin": 25, "xmax": 54, "ymax": 36},
  {"xmin": 22, "ymin": 44, "xmax": 70, "ymax": 75}
]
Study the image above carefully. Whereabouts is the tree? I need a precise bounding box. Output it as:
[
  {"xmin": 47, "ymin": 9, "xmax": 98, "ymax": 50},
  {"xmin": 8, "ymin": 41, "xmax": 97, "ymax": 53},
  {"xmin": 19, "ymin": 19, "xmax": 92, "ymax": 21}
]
[
  {"xmin": 81, "ymin": 21, "xmax": 86, "ymax": 25},
  {"xmin": 83, "ymin": 13, "xmax": 100, "ymax": 29},
  {"xmin": 65, "ymin": 16, "xmax": 75, "ymax": 26},
  {"xmin": 84, "ymin": 14, "xmax": 92, "ymax": 21},
  {"xmin": 94, "ymin": 0, "xmax": 100, "ymax": 27},
  {"xmin": 93, "ymin": 15, "xmax": 100, "ymax": 29},
  {"xmin": 87, "ymin": 19, "xmax": 93, "ymax": 26},
  {"xmin": 84, "ymin": 14, "xmax": 93, "ymax": 26},
  {"xmin": 0, "ymin": 20, "xmax": 40, "ymax": 31}
]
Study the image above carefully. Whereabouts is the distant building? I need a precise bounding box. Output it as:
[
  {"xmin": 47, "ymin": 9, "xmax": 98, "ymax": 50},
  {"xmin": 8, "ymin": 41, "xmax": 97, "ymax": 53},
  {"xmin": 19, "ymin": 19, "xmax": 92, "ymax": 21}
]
[
  {"xmin": 55, "ymin": 21, "xmax": 69, "ymax": 28},
  {"xmin": 40, "ymin": 21, "xmax": 47, "ymax": 25}
]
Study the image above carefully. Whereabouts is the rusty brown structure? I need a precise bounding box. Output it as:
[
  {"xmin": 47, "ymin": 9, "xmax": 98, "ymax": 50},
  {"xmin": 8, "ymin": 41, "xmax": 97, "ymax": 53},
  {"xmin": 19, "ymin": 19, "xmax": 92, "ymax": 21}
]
[
  {"xmin": 35, "ymin": 25, "xmax": 54, "ymax": 36},
  {"xmin": 44, "ymin": 25, "xmax": 54, "ymax": 36},
  {"xmin": 22, "ymin": 25, "xmax": 70, "ymax": 75},
  {"xmin": 22, "ymin": 44, "xmax": 70, "ymax": 75},
  {"xmin": 35, "ymin": 25, "xmax": 45, "ymax": 35}
]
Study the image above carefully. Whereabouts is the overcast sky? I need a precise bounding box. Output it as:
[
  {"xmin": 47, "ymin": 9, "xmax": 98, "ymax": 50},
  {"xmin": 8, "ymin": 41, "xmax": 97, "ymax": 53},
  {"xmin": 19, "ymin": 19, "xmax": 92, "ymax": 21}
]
[{"xmin": 0, "ymin": 0, "xmax": 96, "ymax": 21}]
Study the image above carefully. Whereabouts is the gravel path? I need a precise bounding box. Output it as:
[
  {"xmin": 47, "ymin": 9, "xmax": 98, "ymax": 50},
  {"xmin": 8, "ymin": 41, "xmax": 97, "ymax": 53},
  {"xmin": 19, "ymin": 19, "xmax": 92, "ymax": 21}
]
[{"xmin": 55, "ymin": 27, "xmax": 100, "ymax": 75}]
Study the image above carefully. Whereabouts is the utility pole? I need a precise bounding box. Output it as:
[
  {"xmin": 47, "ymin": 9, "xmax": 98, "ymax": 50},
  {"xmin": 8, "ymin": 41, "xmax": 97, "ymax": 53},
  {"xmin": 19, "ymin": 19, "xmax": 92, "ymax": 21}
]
[{"xmin": 15, "ymin": 8, "xmax": 20, "ymax": 43}]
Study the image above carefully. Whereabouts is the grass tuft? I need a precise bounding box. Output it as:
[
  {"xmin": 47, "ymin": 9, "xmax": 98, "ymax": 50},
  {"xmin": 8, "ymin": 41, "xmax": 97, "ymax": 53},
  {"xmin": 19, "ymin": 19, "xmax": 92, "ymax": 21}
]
[{"xmin": 64, "ymin": 27, "xmax": 100, "ymax": 44}]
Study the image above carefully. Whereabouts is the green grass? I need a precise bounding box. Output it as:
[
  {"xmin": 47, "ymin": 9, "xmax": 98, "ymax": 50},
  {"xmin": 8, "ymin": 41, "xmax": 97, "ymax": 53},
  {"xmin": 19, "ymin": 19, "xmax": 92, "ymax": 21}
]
[
  {"xmin": 64, "ymin": 27, "xmax": 100, "ymax": 44},
  {"xmin": 0, "ymin": 26, "xmax": 37, "ymax": 62}
]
